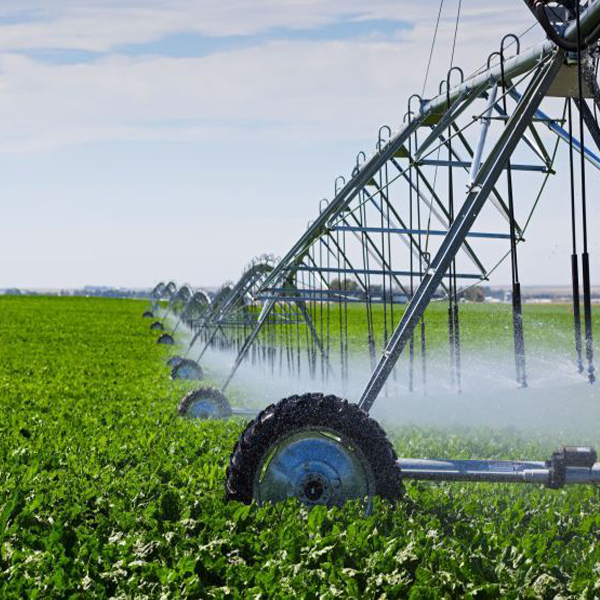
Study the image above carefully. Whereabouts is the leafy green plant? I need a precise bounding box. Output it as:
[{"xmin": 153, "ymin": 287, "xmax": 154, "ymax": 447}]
[{"xmin": 0, "ymin": 296, "xmax": 598, "ymax": 598}]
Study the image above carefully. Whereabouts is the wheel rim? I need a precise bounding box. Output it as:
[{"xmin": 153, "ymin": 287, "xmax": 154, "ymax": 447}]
[
  {"xmin": 187, "ymin": 398, "xmax": 219, "ymax": 419},
  {"xmin": 174, "ymin": 363, "xmax": 201, "ymax": 380},
  {"xmin": 253, "ymin": 428, "xmax": 375, "ymax": 507}
]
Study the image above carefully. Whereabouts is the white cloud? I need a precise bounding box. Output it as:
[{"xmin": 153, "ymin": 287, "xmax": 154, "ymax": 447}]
[
  {"xmin": 0, "ymin": 1, "xmax": 529, "ymax": 52},
  {"xmin": 2, "ymin": 0, "xmax": 576, "ymax": 290},
  {"xmin": 0, "ymin": 1, "xmax": 532, "ymax": 153}
]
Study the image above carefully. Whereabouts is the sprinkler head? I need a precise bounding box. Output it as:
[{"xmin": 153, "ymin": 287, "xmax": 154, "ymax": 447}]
[
  {"xmin": 150, "ymin": 321, "xmax": 164, "ymax": 331},
  {"xmin": 142, "ymin": 311, "xmax": 154, "ymax": 318}
]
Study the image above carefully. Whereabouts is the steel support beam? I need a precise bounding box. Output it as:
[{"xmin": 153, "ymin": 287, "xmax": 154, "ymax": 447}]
[
  {"xmin": 575, "ymin": 96, "xmax": 600, "ymax": 151},
  {"xmin": 289, "ymin": 265, "xmax": 483, "ymax": 280},
  {"xmin": 358, "ymin": 51, "xmax": 563, "ymax": 413},
  {"xmin": 260, "ymin": 0, "xmax": 600, "ymax": 294},
  {"xmin": 221, "ymin": 282, "xmax": 330, "ymax": 391},
  {"xmin": 419, "ymin": 159, "xmax": 546, "ymax": 172},
  {"xmin": 510, "ymin": 89, "xmax": 600, "ymax": 171},
  {"xmin": 331, "ymin": 226, "xmax": 519, "ymax": 240},
  {"xmin": 397, "ymin": 458, "xmax": 600, "ymax": 485},
  {"xmin": 260, "ymin": 113, "xmax": 427, "ymax": 291},
  {"xmin": 390, "ymin": 156, "xmax": 489, "ymax": 276}
]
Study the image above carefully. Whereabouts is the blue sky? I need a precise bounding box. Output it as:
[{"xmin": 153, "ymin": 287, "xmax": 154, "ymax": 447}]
[
  {"xmin": 0, "ymin": 0, "xmax": 593, "ymax": 289},
  {"xmin": 15, "ymin": 16, "xmax": 412, "ymax": 63}
]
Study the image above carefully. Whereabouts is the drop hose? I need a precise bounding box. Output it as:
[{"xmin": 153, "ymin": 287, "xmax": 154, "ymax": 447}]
[{"xmin": 526, "ymin": 0, "xmax": 600, "ymax": 50}]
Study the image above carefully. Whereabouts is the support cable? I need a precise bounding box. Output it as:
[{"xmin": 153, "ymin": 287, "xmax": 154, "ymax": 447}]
[
  {"xmin": 359, "ymin": 185, "xmax": 378, "ymax": 370},
  {"xmin": 408, "ymin": 130, "xmax": 416, "ymax": 392},
  {"xmin": 500, "ymin": 38, "xmax": 528, "ymax": 388},
  {"xmin": 422, "ymin": 0, "xmax": 446, "ymax": 97},
  {"xmin": 446, "ymin": 80, "xmax": 459, "ymax": 390},
  {"xmin": 416, "ymin": 128, "xmax": 428, "ymax": 392},
  {"xmin": 575, "ymin": 2, "xmax": 596, "ymax": 384},
  {"xmin": 568, "ymin": 98, "xmax": 585, "ymax": 373},
  {"xmin": 448, "ymin": 1, "xmax": 463, "ymax": 391}
]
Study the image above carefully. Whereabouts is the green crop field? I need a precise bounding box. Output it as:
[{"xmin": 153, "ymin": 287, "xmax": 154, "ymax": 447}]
[
  {"xmin": 1, "ymin": 296, "xmax": 600, "ymax": 598},
  {"xmin": 251, "ymin": 300, "xmax": 600, "ymax": 359}
]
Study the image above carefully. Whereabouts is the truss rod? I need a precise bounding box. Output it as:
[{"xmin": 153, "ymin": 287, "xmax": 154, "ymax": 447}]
[
  {"xmin": 289, "ymin": 265, "xmax": 483, "ymax": 280},
  {"xmin": 509, "ymin": 90, "xmax": 600, "ymax": 171},
  {"xmin": 358, "ymin": 51, "xmax": 563, "ymax": 413},
  {"xmin": 415, "ymin": 86, "xmax": 484, "ymax": 160},
  {"xmin": 419, "ymin": 159, "xmax": 546, "ymax": 172},
  {"xmin": 419, "ymin": 0, "xmax": 599, "ymax": 117},
  {"xmin": 259, "ymin": 114, "xmax": 427, "ymax": 292},
  {"xmin": 575, "ymin": 97, "xmax": 600, "ymax": 151},
  {"xmin": 391, "ymin": 157, "xmax": 489, "ymax": 276},
  {"xmin": 221, "ymin": 282, "xmax": 330, "ymax": 390},
  {"xmin": 449, "ymin": 123, "xmax": 524, "ymax": 233},
  {"xmin": 331, "ymin": 226, "xmax": 519, "ymax": 240}
]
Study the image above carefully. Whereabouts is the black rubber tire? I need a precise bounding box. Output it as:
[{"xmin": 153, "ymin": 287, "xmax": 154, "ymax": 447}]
[
  {"xmin": 142, "ymin": 311, "xmax": 154, "ymax": 318},
  {"xmin": 178, "ymin": 386, "xmax": 232, "ymax": 419},
  {"xmin": 157, "ymin": 333, "xmax": 175, "ymax": 345},
  {"xmin": 150, "ymin": 321, "xmax": 164, "ymax": 331},
  {"xmin": 170, "ymin": 358, "xmax": 203, "ymax": 381},
  {"xmin": 226, "ymin": 393, "xmax": 402, "ymax": 505},
  {"xmin": 166, "ymin": 355, "xmax": 184, "ymax": 367}
]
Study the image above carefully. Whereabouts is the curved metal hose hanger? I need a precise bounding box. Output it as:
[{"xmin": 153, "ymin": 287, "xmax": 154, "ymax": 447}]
[
  {"xmin": 497, "ymin": 32, "xmax": 528, "ymax": 388},
  {"xmin": 500, "ymin": 34, "xmax": 521, "ymax": 83},
  {"xmin": 440, "ymin": 66, "xmax": 465, "ymax": 102},
  {"xmin": 258, "ymin": 253, "xmax": 276, "ymax": 268},
  {"xmin": 501, "ymin": 33, "xmax": 521, "ymax": 58},
  {"xmin": 405, "ymin": 95, "xmax": 422, "ymax": 165},
  {"xmin": 353, "ymin": 151, "xmax": 367, "ymax": 178},
  {"xmin": 487, "ymin": 50, "xmax": 501, "ymax": 70},
  {"xmin": 405, "ymin": 95, "xmax": 422, "ymax": 168},
  {"xmin": 334, "ymin": 176, "xmax": 347, "ymax": 215},
  {"xmin": 407, "ymin": 94, "xmax": 423, "ymax": 122},
  {"xmin": 526, "ymin": 0, "xmax": 600, "ymax": 51},
  {"xmin": 438, "ymin": 66, "xmax": 465, "ymax": 391},
  {"xmin": 378, "ymin": 125, "xmax": 392, "ymax": 151}
]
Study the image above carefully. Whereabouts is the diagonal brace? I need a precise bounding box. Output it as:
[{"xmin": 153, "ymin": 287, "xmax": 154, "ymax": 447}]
[{"xmin": 357, "ymin": 51, "xmax": 563, "ymax": 413}]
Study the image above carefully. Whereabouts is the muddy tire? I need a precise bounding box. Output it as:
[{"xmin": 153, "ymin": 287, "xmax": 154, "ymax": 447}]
[
  {"xmin": 226, "ymin": 393, "xmax": 402, "ymax": 506},
  {"xmin": 178, "ymin": 387, "xmax": 232, "ymax": 420},
  {"xmin": 166, "ymin": 355, "xmax": 184, "ymax": 367},
  {"xmin": 170, "ymin": 358, "xmax": 203, "ymax": 381}
]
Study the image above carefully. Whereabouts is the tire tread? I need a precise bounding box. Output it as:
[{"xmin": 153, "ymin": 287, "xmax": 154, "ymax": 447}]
[{"xmin": 225, "ymin": 393, "xmax": 402, "ymax": 504}]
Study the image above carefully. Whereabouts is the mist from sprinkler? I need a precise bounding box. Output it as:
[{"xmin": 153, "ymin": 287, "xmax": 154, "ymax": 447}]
[{"xmin": 173, "ymin": 322, "xmax": 600, "ymax": 440}]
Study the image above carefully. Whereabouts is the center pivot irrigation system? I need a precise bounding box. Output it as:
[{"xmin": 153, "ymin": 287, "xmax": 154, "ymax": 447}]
[{"xmin": 148, "ymin": 1, "xmax": 600, "ymax": 506}]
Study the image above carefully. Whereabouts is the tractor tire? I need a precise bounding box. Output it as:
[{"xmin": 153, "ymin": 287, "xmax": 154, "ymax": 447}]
[
  {"xmin": 226, "ymin": 393, "xmax": 402, "ymax": 506},
  {"xmin": 166, "ymin": 355, "xmax": 184, "ymax": 367},
  {"xmin": 157, "ymin": 333, "xmax": 175, "ymax": 345},
  {"xmin": 170, "ymin": 358, "xmax": 203, "ymax": 381},
  {"xmin": 178, "ymin": 387, "xmax": 232, "ymax": 420},
  {"xmin": 142, "ymin": 311, "xmax": 154, "ymax": 318},
  {"xmin": 150, "ymin": 321, "xmax": 164, "ymax": 331}
]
